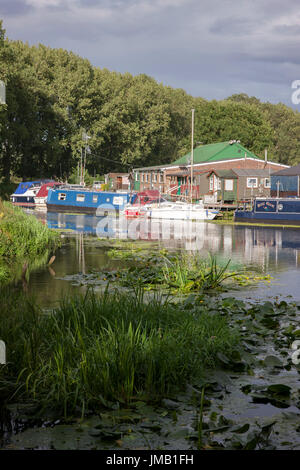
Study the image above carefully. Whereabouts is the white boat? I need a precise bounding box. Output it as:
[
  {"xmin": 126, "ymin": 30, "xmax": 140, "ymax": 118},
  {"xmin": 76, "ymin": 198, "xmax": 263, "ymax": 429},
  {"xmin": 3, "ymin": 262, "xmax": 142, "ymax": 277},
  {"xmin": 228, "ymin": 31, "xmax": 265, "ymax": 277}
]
[
  {"xmin": 141, "ymin": 200, "xmax": 219, "ymax": 220},
  {"xmin": 121, "ymin": 190, "xmax": 169, "ymax": 218}
]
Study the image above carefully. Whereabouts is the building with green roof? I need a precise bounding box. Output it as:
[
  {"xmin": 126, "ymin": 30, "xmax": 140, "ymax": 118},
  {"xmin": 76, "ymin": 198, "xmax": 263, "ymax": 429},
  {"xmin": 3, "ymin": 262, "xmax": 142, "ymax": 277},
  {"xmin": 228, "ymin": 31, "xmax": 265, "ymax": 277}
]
[{"xmin": 133, "ymin": 140, "xmax": 289, "ymax": 197}]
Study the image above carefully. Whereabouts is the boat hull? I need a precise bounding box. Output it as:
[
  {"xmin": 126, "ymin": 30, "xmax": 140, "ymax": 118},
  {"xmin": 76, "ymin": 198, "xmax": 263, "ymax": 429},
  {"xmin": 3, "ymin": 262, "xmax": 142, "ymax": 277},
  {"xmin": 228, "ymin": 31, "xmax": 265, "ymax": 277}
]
[
  {"xmin": 46, "ymin": 203, "xmax": 117, "ymax": 215},
  {"xmin": 235, "ymin": 211, "xmax": 300, "ymax": 225},
  {"xmin": 235, "ymin": 198, "xmax": 300, "ymax": 225},
  {"xmin": 46, "ymin": 189, "xmax": 131, "ymax": 215},
  {"xmin": 145, "ymin": 208, "xmax": 218, "ymax": 221}
]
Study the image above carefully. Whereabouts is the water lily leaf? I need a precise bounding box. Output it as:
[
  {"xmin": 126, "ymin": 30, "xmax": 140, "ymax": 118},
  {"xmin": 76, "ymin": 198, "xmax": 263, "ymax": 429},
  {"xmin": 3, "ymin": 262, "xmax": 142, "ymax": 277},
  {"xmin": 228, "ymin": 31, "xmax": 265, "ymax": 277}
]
[
  {"xmin": 231, "ymin": 423, "xmax": 250, "ymax": 434},
  {"xmin": 260, "ymin": 421, "xmax": 277, "ymax": 436},
  {"xmin": 263, "ymin": 355, "xmax": 283, "ymax": 368},
  {"xmin": 267, "ymin": 384, "xmax": 291, "ymax": 396}
]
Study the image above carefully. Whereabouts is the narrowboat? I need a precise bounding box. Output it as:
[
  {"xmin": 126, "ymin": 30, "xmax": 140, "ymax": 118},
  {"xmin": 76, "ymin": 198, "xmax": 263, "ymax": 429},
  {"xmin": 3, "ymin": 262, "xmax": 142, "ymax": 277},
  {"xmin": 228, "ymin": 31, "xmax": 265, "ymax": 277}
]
[
  {"xmin": 46, "ymin": 187, "xmax": 131, "ymax": 215},
  {"xmin": 10, "ymin": 180, "xmax": 53, "ymax": 207},
  {"xmin": 234, "ymin": 198, "xmax": 300, "ymax": 225}
]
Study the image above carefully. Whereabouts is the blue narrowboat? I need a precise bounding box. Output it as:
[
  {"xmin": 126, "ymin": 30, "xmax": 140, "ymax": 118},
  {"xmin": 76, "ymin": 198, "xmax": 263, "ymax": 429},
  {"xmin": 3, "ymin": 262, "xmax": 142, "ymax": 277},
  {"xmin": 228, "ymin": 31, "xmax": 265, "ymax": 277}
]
[
  {"xmin": 46, "ymin": 187, "xmax": 132, "ymax": 215},
  {"xmin": 10, "ymin": 180, "xmax": 53, "ymax": 207},
  {"xmin": 235, "ymin": 198, "xmax": 300, "ymax": 225}
]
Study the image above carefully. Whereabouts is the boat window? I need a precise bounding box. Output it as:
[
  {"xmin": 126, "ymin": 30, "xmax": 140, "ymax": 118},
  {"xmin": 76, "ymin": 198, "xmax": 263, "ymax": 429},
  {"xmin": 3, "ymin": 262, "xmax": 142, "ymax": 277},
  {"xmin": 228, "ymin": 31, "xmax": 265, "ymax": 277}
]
[
  {"xmin": 93, "ymin": 195, "xmax": 98, "ymax": 203},
  {"xmin": 76, "ymin": 194, "xmax": 85, "ymax": 202},
  {"xmin": 58, "ymin": 193, "xmax": 66, "ymax": 201}
]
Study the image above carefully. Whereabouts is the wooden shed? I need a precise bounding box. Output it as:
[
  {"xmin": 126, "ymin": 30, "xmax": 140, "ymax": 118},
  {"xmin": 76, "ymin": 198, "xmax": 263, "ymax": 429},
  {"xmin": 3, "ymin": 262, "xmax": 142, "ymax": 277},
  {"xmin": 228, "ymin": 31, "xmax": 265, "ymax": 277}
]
[
  {"xmin": 202, "ymin": 169, "xmax": 238, "ymax": 203},
  {"xmin": 233, "ymin": 169, "xmax": 273, "ymax": 200}
]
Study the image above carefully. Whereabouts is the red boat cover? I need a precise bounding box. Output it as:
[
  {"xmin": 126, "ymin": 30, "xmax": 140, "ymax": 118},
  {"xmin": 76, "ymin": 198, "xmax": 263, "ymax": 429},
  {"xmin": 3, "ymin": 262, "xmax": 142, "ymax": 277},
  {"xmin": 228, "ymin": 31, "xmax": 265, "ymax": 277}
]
[
  {"xmin": 35, "ymin": 182, "xmax": 60, "ymax": 198},
  {"xmin": 132, "ymin": 190, "xmax": 160, "ymax": 205}
]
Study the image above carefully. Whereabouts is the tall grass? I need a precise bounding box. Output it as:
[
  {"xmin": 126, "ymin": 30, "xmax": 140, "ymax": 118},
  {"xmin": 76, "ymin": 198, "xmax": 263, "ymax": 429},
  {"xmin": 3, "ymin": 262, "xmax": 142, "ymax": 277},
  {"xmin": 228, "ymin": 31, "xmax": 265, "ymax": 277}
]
[
  {"xmin": 0, "ymin": 287, "xmax": 240, "ymax": 417},
  {"xmin": 0, "ymin": 200, "xmax": 59, "ymax": 261}
]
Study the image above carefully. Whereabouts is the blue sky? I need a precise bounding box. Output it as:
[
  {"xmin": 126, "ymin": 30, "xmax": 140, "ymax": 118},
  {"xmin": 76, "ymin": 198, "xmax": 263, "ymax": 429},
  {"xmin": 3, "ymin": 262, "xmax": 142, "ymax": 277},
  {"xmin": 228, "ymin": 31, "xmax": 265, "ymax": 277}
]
[{"xmin": 1, "ymin": 0, "xmax": 300, "ymax": 107}]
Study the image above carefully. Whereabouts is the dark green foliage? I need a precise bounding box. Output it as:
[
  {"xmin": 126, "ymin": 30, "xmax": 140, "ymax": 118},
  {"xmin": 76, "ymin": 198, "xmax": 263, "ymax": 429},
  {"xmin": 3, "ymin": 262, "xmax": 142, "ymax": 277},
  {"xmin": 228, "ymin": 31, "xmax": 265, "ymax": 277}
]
[{"xmin": 0, "ymin": 22, "xmax": 300, "ymax": 183}]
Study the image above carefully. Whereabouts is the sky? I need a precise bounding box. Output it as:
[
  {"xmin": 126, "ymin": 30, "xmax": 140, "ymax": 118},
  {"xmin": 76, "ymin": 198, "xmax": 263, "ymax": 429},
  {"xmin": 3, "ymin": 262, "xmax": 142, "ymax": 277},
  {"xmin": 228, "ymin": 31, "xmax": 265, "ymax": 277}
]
[{"xmin": 1, "ymin": 0, "xmax": 300, "ymax": 108}]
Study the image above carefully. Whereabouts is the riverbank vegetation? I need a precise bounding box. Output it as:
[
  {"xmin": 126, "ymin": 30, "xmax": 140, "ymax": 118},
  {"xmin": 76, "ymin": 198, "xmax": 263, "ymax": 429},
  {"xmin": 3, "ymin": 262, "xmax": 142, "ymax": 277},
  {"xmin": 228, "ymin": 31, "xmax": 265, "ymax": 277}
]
[
  {"xmin": 0, "ymin": 200, "xmax": 60, "ymax": 282},
  {"xmin": 1, "ymin": 284, "xmax": 300, "ymax": 450},
  {"xmin": 0, "ymin": 19, "xmax": 300, "ymax": 183},
  {"xmin": 0, "ymin": 287, "xmax": 240, "ymax": 417}
]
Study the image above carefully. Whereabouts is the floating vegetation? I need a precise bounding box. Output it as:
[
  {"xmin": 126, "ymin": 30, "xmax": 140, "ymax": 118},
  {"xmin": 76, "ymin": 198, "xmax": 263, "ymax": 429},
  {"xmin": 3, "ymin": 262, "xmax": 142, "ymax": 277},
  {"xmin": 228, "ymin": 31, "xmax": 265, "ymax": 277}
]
[{"xmin": 65, "ymin": 249, "xmax": 273, "ymax": 295}]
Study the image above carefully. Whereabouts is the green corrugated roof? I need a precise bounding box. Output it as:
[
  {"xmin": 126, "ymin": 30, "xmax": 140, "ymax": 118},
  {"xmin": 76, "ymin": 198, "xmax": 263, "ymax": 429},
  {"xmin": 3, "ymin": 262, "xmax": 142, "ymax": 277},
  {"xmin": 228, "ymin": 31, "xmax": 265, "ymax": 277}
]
[{"xmin": 172, "ymin": 141, "xmax": 260, "ymax": 166}]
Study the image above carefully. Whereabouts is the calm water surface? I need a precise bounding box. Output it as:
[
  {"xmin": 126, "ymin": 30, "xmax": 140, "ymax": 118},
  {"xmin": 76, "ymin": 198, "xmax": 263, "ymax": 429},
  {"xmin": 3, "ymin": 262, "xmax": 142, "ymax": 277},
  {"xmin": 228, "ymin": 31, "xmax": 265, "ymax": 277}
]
[{"xmin": 24, "ymin": 210, "xmax": 300, "ymax": 306}]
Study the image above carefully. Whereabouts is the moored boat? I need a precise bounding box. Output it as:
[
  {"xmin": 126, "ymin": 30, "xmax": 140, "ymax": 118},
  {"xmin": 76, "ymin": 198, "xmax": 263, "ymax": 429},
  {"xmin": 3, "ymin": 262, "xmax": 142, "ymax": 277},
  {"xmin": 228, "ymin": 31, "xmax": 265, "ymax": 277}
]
[
  {"xmin": 141, "ymin": 200, "xmax": 219, "ymax": 221},
  {"xmin": 234, "ymin": 198, "xmax": 300, "ymax": 225},
  {"xmin": 10, "ymin": 180, "xmax": 52, "ymax": 208},
  {"xmin": 46, "ymin": 187, "xmax": 131, "ymax": 215},
  {"xmin": 34, "ymin": 181, "xmax": 62, "ymax": 210},
  {"xmin": 122, "ymin": 190, "xmax": 168, "ymax": 218}
]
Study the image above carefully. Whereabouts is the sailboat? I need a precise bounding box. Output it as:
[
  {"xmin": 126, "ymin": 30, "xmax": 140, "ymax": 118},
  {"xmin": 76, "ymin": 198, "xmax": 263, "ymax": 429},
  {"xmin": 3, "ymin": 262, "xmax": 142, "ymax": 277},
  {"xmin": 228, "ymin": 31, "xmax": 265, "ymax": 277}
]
[
  {"xmin": 140, "ymin": 110, "xmax": 219, "ymax": 221},
  {"xmin": 141, "ymin": 200, "xmax": 219, "ymax": 220}
]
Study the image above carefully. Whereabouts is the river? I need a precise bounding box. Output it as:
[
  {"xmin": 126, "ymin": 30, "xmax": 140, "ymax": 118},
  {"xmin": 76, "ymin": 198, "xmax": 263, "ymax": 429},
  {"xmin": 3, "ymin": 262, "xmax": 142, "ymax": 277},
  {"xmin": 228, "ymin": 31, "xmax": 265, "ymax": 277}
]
[{"xmin": 24, "ymin": 210, "xmax": 300, "ymax": 305}]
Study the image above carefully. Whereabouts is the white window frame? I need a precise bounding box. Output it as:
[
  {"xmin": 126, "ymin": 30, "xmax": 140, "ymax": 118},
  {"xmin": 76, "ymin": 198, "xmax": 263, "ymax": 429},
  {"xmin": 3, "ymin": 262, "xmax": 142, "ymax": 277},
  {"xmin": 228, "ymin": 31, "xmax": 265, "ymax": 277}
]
[
  {"xmin": 209, "ymin": 176, "xmax": 214, "ymax": 191},
  {"xmin": 264, "ymin": 177, "xmax": 271, "ymax": 188},
  {"xmin": 247, "ymin": 177, "xmax": 258, "ymax": 188},
  {"xmin": 76, "ymin": 194, "xmax": 85, "ymax": 202},
  {"xmin": 225, "ymin": 179, "xmax": 233, "ymax": 191},
  {"xmin": 58, "ymin": 193, "xmax": 66, "ymax": 201}
]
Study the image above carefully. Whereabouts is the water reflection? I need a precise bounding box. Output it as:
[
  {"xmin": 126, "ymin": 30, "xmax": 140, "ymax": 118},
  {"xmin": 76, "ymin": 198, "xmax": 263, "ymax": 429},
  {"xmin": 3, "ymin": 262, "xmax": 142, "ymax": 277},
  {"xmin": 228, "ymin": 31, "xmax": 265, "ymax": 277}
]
[
  {"xmin": 36, "ymin": 211, "xmax": 300, "ymax": 269},
  {"xmin": 28, "ymin": 211, "xmax": 300, "ymax": 304}
]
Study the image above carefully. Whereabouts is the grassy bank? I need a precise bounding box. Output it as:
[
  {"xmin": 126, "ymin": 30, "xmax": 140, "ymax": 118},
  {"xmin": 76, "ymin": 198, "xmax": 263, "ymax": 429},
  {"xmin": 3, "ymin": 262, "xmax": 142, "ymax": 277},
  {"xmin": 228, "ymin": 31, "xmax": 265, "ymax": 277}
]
[
  {"xmin": 0, "ymin": 287, "xmax": 240, "ymax": 417},
  {"xmin": 0, "ymin": 200, "xmax": 60, "ymax": 282}
]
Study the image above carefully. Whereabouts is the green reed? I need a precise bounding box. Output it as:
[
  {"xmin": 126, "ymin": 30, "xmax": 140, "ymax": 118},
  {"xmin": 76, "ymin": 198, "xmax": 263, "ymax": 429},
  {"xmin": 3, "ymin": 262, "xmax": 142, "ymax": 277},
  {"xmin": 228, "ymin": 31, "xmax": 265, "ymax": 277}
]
[{"xmin": 0, "ymin": 287, "xmax": 239, "ymax": 417}]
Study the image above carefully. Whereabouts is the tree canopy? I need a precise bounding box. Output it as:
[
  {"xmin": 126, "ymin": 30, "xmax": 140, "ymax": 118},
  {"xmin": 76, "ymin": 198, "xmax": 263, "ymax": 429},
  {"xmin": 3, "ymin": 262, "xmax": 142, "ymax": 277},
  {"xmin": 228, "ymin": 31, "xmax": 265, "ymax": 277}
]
[{"xmin": 0, "ymin": 21, "xmax": 300, "ymax": 182}]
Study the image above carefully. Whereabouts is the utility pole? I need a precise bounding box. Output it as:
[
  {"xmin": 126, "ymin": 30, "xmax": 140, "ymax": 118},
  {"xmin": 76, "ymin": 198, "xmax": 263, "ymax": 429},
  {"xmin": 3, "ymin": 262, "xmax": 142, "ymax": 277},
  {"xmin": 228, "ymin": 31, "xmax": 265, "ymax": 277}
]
[{"xmin": 190, "ymin": 108, "xmax": 195, "ymax": 204}]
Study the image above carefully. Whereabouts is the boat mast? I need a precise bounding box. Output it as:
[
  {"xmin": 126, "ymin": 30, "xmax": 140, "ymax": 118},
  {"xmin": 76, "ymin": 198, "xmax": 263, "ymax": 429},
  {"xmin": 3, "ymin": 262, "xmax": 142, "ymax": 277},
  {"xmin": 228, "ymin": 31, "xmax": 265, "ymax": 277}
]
[{"xmin": 190, "ymin": 108, "xmax": 195, "ymax": 204}]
